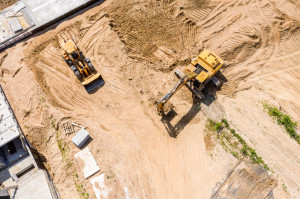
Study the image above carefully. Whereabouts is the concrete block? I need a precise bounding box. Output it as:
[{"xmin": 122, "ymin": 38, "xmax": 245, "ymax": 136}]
[{"xmin": 72, "ymin": 128, "xmax": 90, "ymax": 148}]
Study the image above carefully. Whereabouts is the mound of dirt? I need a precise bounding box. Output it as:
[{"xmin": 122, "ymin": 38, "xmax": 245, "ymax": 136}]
[{"xmin": 109, "ymin": 0, "xmax": 200, "ymax": 70}]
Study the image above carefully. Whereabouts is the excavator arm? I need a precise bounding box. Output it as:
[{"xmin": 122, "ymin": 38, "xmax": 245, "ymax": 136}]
[
  {"xmin": 157, "ymin": 75, "xmax": 189, "ymax": 115},
  {"xmin": 157, "ymin": 69, "xmax": 204, "ymax": 115}
]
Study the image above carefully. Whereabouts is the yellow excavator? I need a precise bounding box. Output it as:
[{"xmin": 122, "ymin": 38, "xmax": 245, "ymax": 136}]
[
  {"xmin": 157, "ymin": 49, "xmax": 224, "ymax": 115},
  {"xmin": 60, "ymin": 39, "xmax": 104, "ymax": 92}
]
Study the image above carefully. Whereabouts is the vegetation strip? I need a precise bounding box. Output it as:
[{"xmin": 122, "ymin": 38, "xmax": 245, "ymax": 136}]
[
  {"xmin": 206, "ymin": 118, "xmax": 269, "ymax": 170},
  {"xmin": 53, "ymin": 120, "xmax": 89, "ymax": 198},
  {"xmin": 263, "ymin": 104, "xmax": 299, "ymax": 145}
]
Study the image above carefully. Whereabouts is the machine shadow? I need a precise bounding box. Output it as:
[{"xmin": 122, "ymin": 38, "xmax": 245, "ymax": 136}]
[
  {"xmin": 202, "ymin": 71, "xmax": 228, "ymax": 106},
  {"xmin": 161, "ymin": 72, "xmax": 228, "ymax": 138},
  {"xmin": 161, "ymin": 98, "xmax": 201, "ymax": 138}
]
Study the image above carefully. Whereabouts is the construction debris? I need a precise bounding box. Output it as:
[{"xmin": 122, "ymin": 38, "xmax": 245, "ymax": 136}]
[
  {"xmin": 71, "ymin": 122, "xmax": 85, "ymax": 129},
  {"xmin": 62, "ymin": 121, "xmax": 75, "ymax": 135}
]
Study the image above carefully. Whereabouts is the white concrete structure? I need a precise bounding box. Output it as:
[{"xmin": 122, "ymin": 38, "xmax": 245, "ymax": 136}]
[
  {"xmin": 0, "ymin": 85, "xmax": 59, "ymax": 199},
  {"xmin": 72, "ymin": 128, "xmax": 90, "ymax": 148},
  {"xmin": 22, "ymin": 0, "xmax": 96, "ymax": 26},
  {"xmin": 0, "ymin": 0, "xmax": 100, "ymax": 50},
  {"xmin": 90, "ymin": 174, "xmax": 111, "ymax": 199},
  {"xmin": 75, "ymin": 147, "xmax": 99, "ymax": 179}
]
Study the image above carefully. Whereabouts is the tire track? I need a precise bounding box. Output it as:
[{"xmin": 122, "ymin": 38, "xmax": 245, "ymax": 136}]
[{"xmin": 255, "ymin": 0, "xmax": 280, "ymax": 66}]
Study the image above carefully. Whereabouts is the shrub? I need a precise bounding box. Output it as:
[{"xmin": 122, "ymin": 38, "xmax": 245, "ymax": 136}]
[
  {"xmin": 215, "ymin": 122, "xmax": 222, "ymax": 131},
  {"xmin": 221, "ymin": 118, "xmax": 229, "ymax": 127},
  {"xmin": 264, "ymin": 104, "xmax": 299, "ymax": 145}
]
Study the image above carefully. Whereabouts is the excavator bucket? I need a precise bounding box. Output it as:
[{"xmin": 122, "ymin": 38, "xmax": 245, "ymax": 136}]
[{"xmin": 82, "ymin": 73, "xmax": 104, "ymax": 92}]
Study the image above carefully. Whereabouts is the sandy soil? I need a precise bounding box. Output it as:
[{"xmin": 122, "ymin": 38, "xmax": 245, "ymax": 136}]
[
  {"xmin": 0, "ymin": 0, "xmax": 300, "ymax": 198},
  {"xmin": 0, "ymin": 0, "xmax": 18, "ymax": 10}
]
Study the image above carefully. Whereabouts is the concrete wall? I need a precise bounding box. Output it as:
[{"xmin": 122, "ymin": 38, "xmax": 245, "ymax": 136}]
[
  {"xmin": 0, "ymin": 0, "xmax": 100, "ymax": 51},
  {"xmin": 22, "ymin": 0, "xmax": 96, "ymax": 26}
]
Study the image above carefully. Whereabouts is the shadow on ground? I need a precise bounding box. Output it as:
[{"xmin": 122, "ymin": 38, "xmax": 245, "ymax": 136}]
[
  {"xmin": 161, "ymin": 102, "xmax": 200, "ymax": 138},
  {"xmin": 161, "ymin": 71, "xmax": 227, "ymax": 138}
]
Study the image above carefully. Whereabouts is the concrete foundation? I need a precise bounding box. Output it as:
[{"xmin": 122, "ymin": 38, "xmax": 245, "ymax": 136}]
[
  {"xmin": 0, "ymin": 0, "xmax": 100, "ymax": 50},
  {"xmin": 0, "ymin": 85, "xmax": 59, "ymax": 199}
]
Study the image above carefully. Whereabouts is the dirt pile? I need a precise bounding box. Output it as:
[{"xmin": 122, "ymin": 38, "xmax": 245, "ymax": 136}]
[{"xmin": 109, "ymin": 0, "xmax": 199, "ymax": 64}]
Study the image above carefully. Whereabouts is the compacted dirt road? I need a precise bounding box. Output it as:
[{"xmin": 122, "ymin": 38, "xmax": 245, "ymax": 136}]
[{"xmin": 0, "ymin": 0, "xmax": 300, "ymax": 198}]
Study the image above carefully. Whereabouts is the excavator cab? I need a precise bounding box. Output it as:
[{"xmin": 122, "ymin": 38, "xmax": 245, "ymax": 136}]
[{"xmin": 60, "ymin": 40, "xmax": 104, "ymax": 92}]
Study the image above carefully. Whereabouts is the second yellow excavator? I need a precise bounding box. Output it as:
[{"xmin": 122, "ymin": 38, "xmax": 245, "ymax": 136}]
[
  {"xmin": 157, "ymin": 49, "xmax": 224, "ymax": 115},
  {"xmin": 60, "ymin": 39, "xmax": 104, "ymax": 92}
]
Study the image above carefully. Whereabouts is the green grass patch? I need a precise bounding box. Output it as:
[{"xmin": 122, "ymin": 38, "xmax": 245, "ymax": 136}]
[
  {"xmin": 39, "ymin": 97, "xmax": 45, "ymax": 103},
  {"xmin": 75, "ymin": 182, "xmax": 89, "ymax": 199},
  {"xmin": 206, "ymin": 118, "xmax": 269, "ymax": 170},
  {"xmin": 264, "ymin": 104, "xmax": 299, "ymax": 145},
  {"xmin": 53, "ymin": 119, "xmax": 89, "ymax": 198},
  {"xmin": 282, "ymin": 183, "xmax": 288, "ymax": 192},
  {"xmin": 56, "ymin": 131, "xmax": 69, "ymax": 160}
]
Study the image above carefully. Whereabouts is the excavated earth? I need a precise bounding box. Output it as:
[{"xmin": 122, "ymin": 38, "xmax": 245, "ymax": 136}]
[
  {"xmin": 0, "ymin": 0, "xmax": 300, "ymax": 198},
  {"xmin": 0, "ymin": 0, "xmax": 18, "ymax": 10}
]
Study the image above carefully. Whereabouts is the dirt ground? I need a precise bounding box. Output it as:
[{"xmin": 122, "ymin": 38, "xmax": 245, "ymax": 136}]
[
  {"xmin": 0, "ymin": 0, "xmax": 18, "ymax": 10},
  {"xmin": 1, "ymin": 0, "xmax": 300, "ymax": 198}
]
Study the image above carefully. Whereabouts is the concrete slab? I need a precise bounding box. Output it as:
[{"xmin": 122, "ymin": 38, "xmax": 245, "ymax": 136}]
[
  {"xmin": 90, "ymin": 173, "xmax": 111, "ymax": 199},
  {"xmin": 8, "ymin": 18, "xmax": 23, "ymax": 33},
  {"xmin": 0, "ymin": 2, "xmax": 32, "ymax": 45},
  {"xmin": 22, "ymin": 0, "xmax": 95, "ymax": 26},
  {"xmin": 9, "ymin": 169, "xmax": 54, "ymax": 199},
  {"xmin": 0, "ymin": 116, "xmax": 17, "ymax": 132},
  {"xmin": 0, "ymin": 98, "xmax": 9, "ymax": 111},
  {"xmin": 13, "ymin": 2, "xmax": 25, "ymax": 13},
  {"xmin": 72, "ymin": 128, "xmax": 90, "ymax": 148},
  {"xmin": 0, "ymin": 106, "xmax": 13, "ymax": 120},
  {"xmin": 0, "ymin": 125, "xmax": 21, "ymax": 147},
  {"xmin": 0, "ymin": 0, "xmax": 99, "ymax": 50},
  {"xmin": 75, "ymin": 147, "xmax": 99, "ymax": 179},
  {"xmin": 8, "ymin": 155, "xmax": 33, "ymax": 176},
  {"xmin": 0, "ymin": 83, "xmax": 21, "ymax": 147}
]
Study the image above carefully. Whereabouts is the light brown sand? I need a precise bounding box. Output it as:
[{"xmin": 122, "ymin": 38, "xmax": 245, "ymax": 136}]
[{"xmin": 0, "ymin": 0, "xmax": 300, "ymax": 198}]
